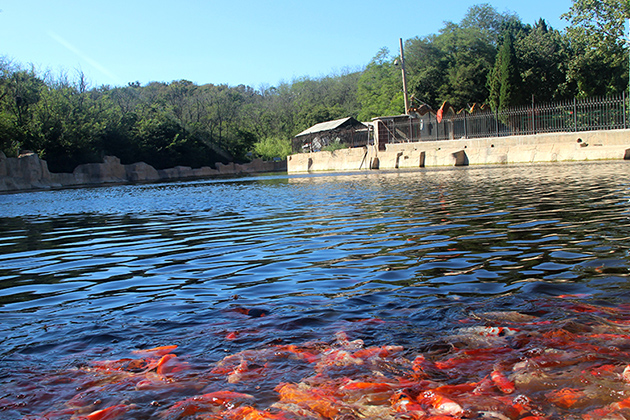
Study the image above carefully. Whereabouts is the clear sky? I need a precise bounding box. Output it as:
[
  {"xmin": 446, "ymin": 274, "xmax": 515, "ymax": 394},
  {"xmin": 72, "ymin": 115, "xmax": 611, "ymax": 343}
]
[{"xmin": 0, "ymin": 0, "xmax": 573, "ymax": 89}]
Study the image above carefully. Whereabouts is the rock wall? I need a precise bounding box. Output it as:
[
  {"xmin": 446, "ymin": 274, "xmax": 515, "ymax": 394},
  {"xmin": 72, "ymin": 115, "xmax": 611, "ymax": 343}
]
[{"xmin": 0, "ymin": 153, "xmax": 287, "ymax": 193}]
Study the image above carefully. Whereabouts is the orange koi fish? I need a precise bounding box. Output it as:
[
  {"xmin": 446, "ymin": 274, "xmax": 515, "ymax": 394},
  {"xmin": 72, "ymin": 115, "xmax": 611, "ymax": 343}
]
[
  {"xmin": 161, "ymin": 391, "xmax": 255, "ymax": 419},
  {"xmin": 352, "ymin": 345, "xmax": 403, "ymax": 360},
  {"xmin": 417, "ymin": 390, "xmax": 464, "ymax": 417},
  {"xmin": 81, "ymin": 404, "xmax": 134, "ymax": 420},
  {"xmin": 132, "ymin": 345, "xmax": 178, "ymax": 356},
  {"xmin": 224, "ymin": 406, "xmax": 293, "ymax": 419},
  {"xmin": 275, "ymin": 382, "xmax": 343, "ymax": 419},
  {"xmin": 390, "ymin": 391, "xmax": 427, "ymax": 419},
  {"xmin": 491, "ymin": 368, "xmax": 515, "ymax": 394},
  {"xmin": 412, "ymin": 354, "xmax": 442, "ymax": 379},
  {"xmin": 89, "ymin": 358, "xmax": 153, "ymax": 373},
  {"xmin": 227, "ymin": 360, "xmax": 269, "ymax": 384},
  {"xmin": 433, "ymin": 382, "xmax": 479, "ymax": 398},
  {"xmin": 156, "ymin": 353, "xmax": 183, "ymax": 376},
  {"xmin": 546, "ymin": 388, "xmax": 586, "ymax": 409},
  {"xmin": 471, "ymin": 376, "xmax": 494, "ymax": 396},
  {"xmin": 340, "ymin": 380, "xmax": 396, "ymax": 393},
  {"xmin": 274, "ymin": 344, "xmax": 319, "ymax": 363}
]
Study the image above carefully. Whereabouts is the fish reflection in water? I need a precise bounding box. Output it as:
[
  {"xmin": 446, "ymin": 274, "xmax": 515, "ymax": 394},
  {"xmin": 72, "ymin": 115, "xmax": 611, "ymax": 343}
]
[{"xmin": 9, "ymin": 297, "xmax": 630, "ymax": 419}]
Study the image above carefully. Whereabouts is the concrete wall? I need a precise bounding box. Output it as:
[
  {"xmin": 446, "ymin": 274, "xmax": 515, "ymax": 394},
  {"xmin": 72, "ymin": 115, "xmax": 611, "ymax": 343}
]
[
  {"xmin": 286, "ymin": 147, "xmax": 375, "ymax": 172},
  {"xmin": 287, "ymin": 129, "xmax": 630, "ymax": 173}
]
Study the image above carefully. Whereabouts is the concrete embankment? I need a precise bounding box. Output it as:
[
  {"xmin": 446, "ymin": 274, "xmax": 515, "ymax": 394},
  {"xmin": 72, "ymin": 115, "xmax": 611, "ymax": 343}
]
[
  {"xmin": 287, "ymin": 129, "xmax": 630, "ymax": 173},
  {"xmin": 0, "ymin": 154, "xmax": 287, "ymax": 193}
]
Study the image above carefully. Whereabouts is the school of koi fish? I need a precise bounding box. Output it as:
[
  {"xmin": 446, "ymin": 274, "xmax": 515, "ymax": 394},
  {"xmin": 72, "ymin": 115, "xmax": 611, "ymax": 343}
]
[{"xmin": 8, "ymin": 296, "xmax": 630, "ymax": 420}]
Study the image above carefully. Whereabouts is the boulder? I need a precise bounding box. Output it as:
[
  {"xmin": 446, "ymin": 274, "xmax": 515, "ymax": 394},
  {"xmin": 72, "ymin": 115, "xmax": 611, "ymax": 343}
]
[
  {"xmin": 216, "ymin": 162, "xmax": 236, "ymax": 174},
  {"xmin": 158, "ymin": 166, "xmax": 195, "ymax": 179},
  {"xmin": 193, "ymin": 166, "xmax": 219, "ymax": 177},
  {"xmin": 73, "ymin": 156, "xmax": 127, "ymax": 184},
  {"xmin": 125, "ymin": 162, "xmax": 160, "ymax": 182}
]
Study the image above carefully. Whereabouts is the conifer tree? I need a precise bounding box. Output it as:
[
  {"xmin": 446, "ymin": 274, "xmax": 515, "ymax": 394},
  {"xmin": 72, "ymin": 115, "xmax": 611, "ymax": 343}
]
[{"xmin": 489, "ymin": 33, "xmax": 521, "ymax": 110}]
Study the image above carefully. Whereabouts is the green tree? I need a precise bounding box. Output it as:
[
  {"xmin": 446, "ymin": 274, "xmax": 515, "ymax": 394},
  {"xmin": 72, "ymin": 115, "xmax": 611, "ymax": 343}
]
[
  {"xmin": 406, "ymin": 4, "xmax": 516, "ymax": 110},
  {"xmin": 0, "ymin": 68, "xmax": 46, "ymax": 154},
  {"xmin": 562, "ymin": 0, "xmax": 630, "ymax": 95},
  {"xmin": 405, "ymin": 35, "xmax": 445, "ymax": 107},
  {"xmin": 252, "ymin": 136, "xmax": 292, "ymax": 160},
  {"xmin": 357, "ymin": 48, "xmax": 404, "ymax": 120},
  {"xmin": 488, "ymin": 32, "xmax": 522, "ymax": 110},
  {"xmin": 516, "ymin": 19, "xmax": 574, "ymax": 102}
]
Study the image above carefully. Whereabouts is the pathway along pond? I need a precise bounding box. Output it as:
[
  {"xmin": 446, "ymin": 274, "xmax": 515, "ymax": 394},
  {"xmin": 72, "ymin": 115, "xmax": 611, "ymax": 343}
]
[{"xmin": 2, "ymin": 161, "xmax": 630, "ymax": 419}]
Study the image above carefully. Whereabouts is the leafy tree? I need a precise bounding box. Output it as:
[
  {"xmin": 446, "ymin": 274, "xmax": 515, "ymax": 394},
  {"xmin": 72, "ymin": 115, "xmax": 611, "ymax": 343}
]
[
  {"xmin": 252, "ymin": 136, "xmax": 292, "ymax": 160},
  {"xmin": 357, "ymin": 48, "xmax": 404, "ymax": 120},
  {"xmin": 406, "ymin": 4, "xmax": 516, "ymax": 110},
  {"xmin": 515, "ymin": 19, "xmax": 574, "ymax": 102},
  {"xmin": 405, "ymin": 35, "xmax": 445, "ymax": 107},
  {"xmin": 435, "ymin": 22, "xmax": 496, "ymax": 107},
  {"xmin": 562, "ymin": 0, "xmax": 630, "ymax": 95}
]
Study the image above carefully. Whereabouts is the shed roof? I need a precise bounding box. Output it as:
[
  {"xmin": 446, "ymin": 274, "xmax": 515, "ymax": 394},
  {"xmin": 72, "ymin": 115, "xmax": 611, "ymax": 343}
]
[{"xmin": 295, "ymin": 117, "xmax": 366, "ymax": 137}]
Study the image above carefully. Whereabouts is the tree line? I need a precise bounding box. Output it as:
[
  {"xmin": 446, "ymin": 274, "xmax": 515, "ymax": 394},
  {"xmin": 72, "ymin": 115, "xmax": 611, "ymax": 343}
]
[{"xmin": 0, "ymin": 0, "xmax": 627, "ymax": 173}]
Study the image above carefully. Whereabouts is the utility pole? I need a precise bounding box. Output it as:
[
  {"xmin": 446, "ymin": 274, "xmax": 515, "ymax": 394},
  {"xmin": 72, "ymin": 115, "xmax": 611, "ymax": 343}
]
[{"xmin": 399, "ymin": 38, "xmax": 410, "ymax": 115}]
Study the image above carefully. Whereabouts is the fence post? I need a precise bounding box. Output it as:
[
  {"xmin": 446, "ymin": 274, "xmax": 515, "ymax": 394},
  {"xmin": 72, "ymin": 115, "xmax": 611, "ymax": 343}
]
[
  {"xmin": 464, "ymin": 111, "xmax": 468, "ymax": 139},
  {"xmin": 495, "ymin": 108, "xmax": 499, "ymax": 137},
  {"xmin": 624, "ymin": 90, "xmax": 627, "ymax": 129},
  {"xmin": 531, "ymin": 94, "xmax": 535, "ymax": 135},
  {"xmin": 574, "ymin": 97, "xmax": 577, "ymax": 132}
]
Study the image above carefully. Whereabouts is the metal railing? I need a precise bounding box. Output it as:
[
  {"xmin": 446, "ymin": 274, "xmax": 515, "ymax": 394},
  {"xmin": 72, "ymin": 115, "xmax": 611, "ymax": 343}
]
[
  {"xmin": 384, "ymin": 92, "xmax": 629, "ymax": 143},
  {"xmin": 292, "ymin": 127, "xmax": 370, "ymax": 153}
]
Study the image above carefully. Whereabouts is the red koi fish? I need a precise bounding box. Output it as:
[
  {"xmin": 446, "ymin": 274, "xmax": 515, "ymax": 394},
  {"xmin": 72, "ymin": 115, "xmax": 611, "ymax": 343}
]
[
  {"xmin": 340, "ymin": 380, "xmax": 396, "ymax": 393},
  {"xmin": 89, "ymin": 358, "xmax": 153, "ymax": 373},
  {"xmin": 546, "ymin": 388, "xmax": 586, "ymax": 409},
  {"xmin": 156, "ymin": 353, "xmax": 187, "ymax": 376},
  {"xmin": 339, "ymin": 380, "xmax": 397, "ymax": 404},
  {"xmin": 224, "ymin": 405, "xmax": 294, "ymax": 419},
  {"xmin": 275, "ymin": 382, "xmax": 343, "ymax": 419},
  {"xmin": 412, "ymin": 354, "xmax": 439, "ymax": 379},
  {"xmin": 132, "ymin": 345, "xmax": 178, "ymax": 356},
  {"xmin": 352, "ymin": 345, "xmax": 403, "ymax": 360},
  {"xmin": 226, "ymin": 360, "xmax": 269, "ymax": 384},
  {"xmin": 274, "ymin": 344, "xmax": 319, "ymax": 363},
  {"xmin": 391, "ymin": 391, "xmax": 427, "ymax": 419},
  {"xmin": 491, "ymin": 368, "xmax": 515, "ymax": 394},
  {"xmin": 80, "ymin": 404, "xmax": 134, "ymax": 420},
  {"xmin": 225, "ymin": 329, "xmax": 261, "ymax": 341},
  {"xmin": 160, "ymin": 391, "xmax": 254, "ymax": 419}
]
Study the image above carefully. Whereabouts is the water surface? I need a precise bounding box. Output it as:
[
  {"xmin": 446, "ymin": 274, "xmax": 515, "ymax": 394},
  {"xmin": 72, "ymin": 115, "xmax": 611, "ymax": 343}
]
[{"xmin": 1, "ymin": 162, "xmax": 630, "ymax": 419}]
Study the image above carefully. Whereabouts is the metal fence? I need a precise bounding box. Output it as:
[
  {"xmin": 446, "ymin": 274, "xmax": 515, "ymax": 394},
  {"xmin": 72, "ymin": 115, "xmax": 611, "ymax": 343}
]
[
  {"xmin": 292, "ymin": 127, "xmax": 370, "ymax": 153},
  {"xmin": 383, "ymin": 92, "xmax": 629, "ymax": 143}
]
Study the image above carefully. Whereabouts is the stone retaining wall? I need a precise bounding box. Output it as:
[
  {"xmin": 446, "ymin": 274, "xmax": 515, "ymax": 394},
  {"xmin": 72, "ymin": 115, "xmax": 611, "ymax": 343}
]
[
  {"xmin": 287, "ymin": 129, "xmax": 630, "ymax": 173},
  {"xmin": 0, "ymin": 154, "xmax": 287, "ymax": 193}
]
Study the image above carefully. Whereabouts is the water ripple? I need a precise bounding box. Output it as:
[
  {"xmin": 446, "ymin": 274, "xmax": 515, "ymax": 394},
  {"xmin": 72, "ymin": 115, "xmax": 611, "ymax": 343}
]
[{"xmin": 0, "ymin": 163, "xmax": 629, "ymax": 356}]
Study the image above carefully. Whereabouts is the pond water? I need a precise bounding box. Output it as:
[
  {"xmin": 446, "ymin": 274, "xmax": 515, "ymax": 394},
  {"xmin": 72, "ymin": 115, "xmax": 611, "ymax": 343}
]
[{"xmin": 2, "ymin": 162, "xmax": 630, "ymax": 419}]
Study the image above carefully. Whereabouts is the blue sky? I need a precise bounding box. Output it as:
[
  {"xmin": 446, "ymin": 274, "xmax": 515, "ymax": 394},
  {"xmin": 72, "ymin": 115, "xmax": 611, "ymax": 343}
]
[{"xmin": 1, "ymin": 0, "xmax": 573, "ymax": 89}]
